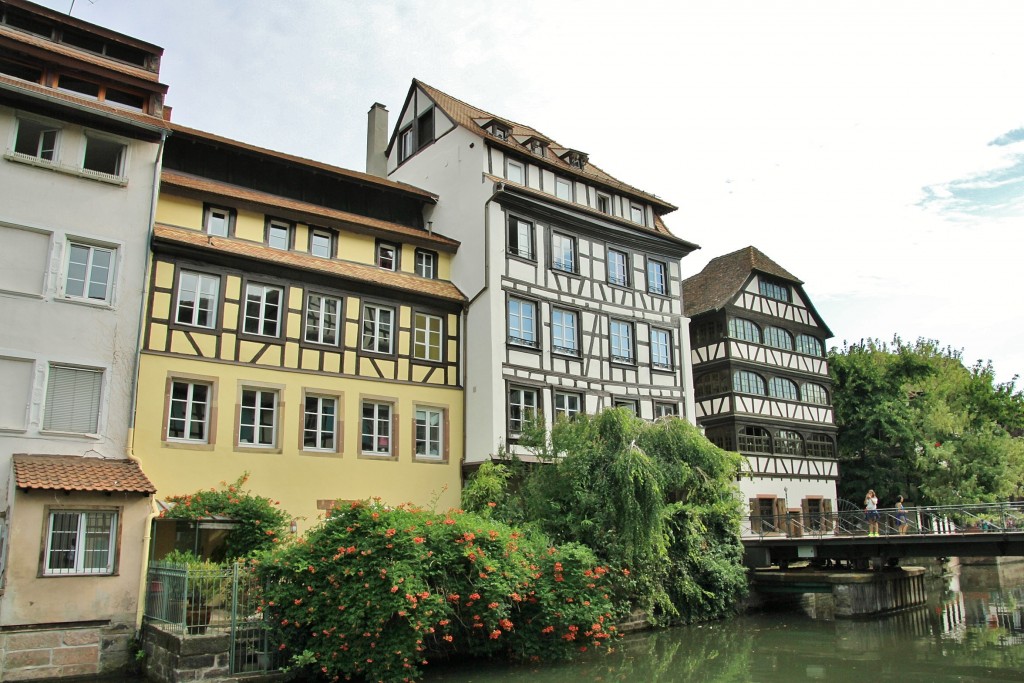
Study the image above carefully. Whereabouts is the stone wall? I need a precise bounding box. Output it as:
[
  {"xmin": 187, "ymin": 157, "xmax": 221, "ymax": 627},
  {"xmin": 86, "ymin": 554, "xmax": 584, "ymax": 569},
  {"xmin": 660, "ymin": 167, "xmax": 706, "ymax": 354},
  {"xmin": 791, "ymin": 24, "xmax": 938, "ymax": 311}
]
[
  {"xmin": 143, "ymin": 624, "xmax": 231, "ymax": 683},
  {"xmin": 0, "ymin": 622, "xmax": 132, "ymax": 681}
]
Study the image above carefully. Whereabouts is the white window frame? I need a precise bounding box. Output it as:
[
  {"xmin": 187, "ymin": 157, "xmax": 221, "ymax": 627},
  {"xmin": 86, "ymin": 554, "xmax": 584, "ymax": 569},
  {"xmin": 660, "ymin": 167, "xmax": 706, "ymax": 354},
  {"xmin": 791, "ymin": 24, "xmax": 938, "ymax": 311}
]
[
  {"xmin": 651, "ymin": 328, "xmax": 672, "ymax": 370},
  {"xmin": 508, "ymin": 386, "xmax": 538, "ymax": 437},
  {"xmin": 551, "ymin": 233, "xmax": 576, "ymax": 273},
  {"xmin": 376, "ymin": 242, "xmax": 398, "ymax": 271},
  {"xmin": 243, "ymin": 283, "xmax": 283, "ymax": 337},
  {"xmin": 13, "ymin": 117, "xmax": 60, "ymax": 162},
  {"xmin": 413, "ymin": 312, "xmax": 443, "ymax": 362},
  {"xmin": 551, "ymin": 308, "xmax": 578, "ymax": 356},
  {"xmin": 44, "ymin": 509, "xmax": 118, "ymax": 576},
  {"xmin": 607, "ymin": 248, "xmax": 629, "ymax": 287},
  {"xmin": 654, "ymin": 402, "xmax": 678, "ymax": 418},
  {"xmin": 554, "ymin": 391, "xmax": 581, "ymax": 421},
  {"xmin": 64, "ymin": 241, "xmax": 115, "ymax": 303},
  {"xmin": 43, "ymin": 365, "xmax": 103, "ymax": 434},
  {"xmin": 647, "ymin": 259, "xmax": 667, "ymax": 295},
  {"xmin": 507, "ymin": 298, "xmax": 538, "ymax": 348},
  {"xmin": 507, "ymin": 159, "xmax": 525, "ymax": 184},
  {"xmin": 361, "ymin": 401, "xmax": 392, "ymax": 455},
  {"xmin": 203, "ymin": 206, "xmax": 231, "ymax": 237},
  {"xmin": 267, "ymin": 220, "xmax": 291, "ymax": 251},
  {"xmin": 414, "ymin": 406, "xmax": 444, "ymax": 459},
  {"xmin": 310, "ymin": 229, "xmax": 333, "ymax": 258},
  {"xmin": 304, "ymin": 293, "xmax": 342, "ymax": 346},
  {"xmin": 610, "ymin": 320, "xmax": 635, "ymax": 364},
  {"xmin": 175, "ymin": 271, "xmax": 219, "ymax": 328},
  {"xmin": 414, "ymin": 250, "xmax": 436, "ymax": 279},
  {"xmin": 167, "ymin": 380, "xmax": 210, "ymax": 443},
  {"xmin": 555, "ymin": 177, "xmax": 572, "ymax": 201},
  {"xmin": 507, "ymin": 217, "xmax": 534, "ymax": 260},
  {"xmin": 629, "ymin": 203, "xmax": 645, "ymax": 225},
  {"xmin": 303, "ymin": 394, "xmax": 337, "ymax": 452},
  {"xmin": 81, "ymin": 131, "xmax": 127, "ymax": 179},
  {"xmin": 596, "ymin": 192, "xmax": 611, "ymax": 215},
  {"xmin": 398, "ymin": 127, "xmax": 414, "ymax": 162},
  {"xmin": 361, "ymin": 304, "xmax": 395, "ymax": 354},
  {"xmin": 239, "ymin": 388, "xmax": 278, "ymax": 448}
]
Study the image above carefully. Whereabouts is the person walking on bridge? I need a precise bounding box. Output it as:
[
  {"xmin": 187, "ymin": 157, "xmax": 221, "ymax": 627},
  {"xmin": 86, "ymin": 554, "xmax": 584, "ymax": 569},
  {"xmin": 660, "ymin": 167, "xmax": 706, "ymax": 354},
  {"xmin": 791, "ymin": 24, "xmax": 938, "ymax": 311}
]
[
  {"xmin": 865, "ymin": 489, "xmax": 880, "ymax": 536},
  {"xmin": 896, "ymin": 495, "xmax": 909, "ymax": 535}
]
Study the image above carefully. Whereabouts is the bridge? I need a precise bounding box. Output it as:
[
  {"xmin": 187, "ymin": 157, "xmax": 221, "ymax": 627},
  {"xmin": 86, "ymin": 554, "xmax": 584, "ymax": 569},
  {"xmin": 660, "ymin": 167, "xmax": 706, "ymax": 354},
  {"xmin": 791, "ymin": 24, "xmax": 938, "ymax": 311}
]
[{"xmin": 741, "ymin": 501, "xmax": 1024, "ymax": 569}]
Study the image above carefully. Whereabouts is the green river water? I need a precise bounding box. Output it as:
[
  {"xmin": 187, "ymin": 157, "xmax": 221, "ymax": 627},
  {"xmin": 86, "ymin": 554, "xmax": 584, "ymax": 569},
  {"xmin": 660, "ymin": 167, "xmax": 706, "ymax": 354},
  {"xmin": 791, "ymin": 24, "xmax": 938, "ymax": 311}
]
[{"xmin": 421, "ymin": 561, "xmax": 1024, "ymax": 683}]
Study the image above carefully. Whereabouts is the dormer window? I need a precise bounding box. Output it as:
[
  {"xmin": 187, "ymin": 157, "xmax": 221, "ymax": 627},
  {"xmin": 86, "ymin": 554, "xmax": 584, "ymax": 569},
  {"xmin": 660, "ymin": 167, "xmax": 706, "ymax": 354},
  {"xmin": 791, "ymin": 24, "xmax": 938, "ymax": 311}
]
[
  {"xmin": 561, "ymin": 149, "xmax": 589, "ymax": 170},
  {"xmin": 527, "ymin": 138, "xmax": 547, "ymax": 157},
  {"xmin": 759, "ymin": 278, "xmax": 790, "ymax": 302},
  {"xmin": 490, "ymin": 123, "xmax": 510, "ymax": 140}
]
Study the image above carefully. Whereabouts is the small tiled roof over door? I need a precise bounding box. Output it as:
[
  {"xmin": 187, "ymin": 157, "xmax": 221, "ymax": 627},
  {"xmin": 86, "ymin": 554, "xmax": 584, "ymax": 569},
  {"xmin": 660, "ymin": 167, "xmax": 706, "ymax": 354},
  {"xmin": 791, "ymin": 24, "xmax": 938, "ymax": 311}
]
[{"xmin": 12, "ymin": 454, "xmax": 156, "ymax": 494}]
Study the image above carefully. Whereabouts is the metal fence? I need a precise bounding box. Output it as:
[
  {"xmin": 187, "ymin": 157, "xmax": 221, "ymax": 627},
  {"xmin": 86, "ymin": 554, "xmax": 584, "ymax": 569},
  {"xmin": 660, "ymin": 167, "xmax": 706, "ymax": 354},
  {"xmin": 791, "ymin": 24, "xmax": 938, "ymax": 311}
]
[
  {"xmin": 144, "ymin": 561, "xmax": 284, "ymax": 674},
  {"xmin": 741, "ymin": 501, "xmax": 1024, "ymax": 540}
]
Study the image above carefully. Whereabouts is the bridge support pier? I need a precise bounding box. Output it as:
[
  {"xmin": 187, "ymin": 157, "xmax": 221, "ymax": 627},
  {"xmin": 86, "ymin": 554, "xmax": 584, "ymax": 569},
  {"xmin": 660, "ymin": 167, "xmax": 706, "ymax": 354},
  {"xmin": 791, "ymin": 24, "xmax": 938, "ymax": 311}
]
[{"xmin": 749, "ymin": 567, "xmax": 927, "ymax": 618}]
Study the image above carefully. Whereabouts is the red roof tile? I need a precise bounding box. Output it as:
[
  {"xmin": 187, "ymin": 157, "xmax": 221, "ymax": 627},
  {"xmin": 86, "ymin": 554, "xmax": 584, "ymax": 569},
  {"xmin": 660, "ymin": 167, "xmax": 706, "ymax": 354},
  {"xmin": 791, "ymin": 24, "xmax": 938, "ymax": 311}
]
[{"xmin": 13, "ymin": 454, "xmax": 156, "ymax": 494}]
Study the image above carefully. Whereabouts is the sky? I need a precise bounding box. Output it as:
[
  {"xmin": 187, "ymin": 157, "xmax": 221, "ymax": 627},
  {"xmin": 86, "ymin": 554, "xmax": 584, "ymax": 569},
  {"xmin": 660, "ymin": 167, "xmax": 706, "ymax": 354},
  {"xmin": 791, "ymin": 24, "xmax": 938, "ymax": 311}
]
[{"xmin": 39, "ymin": 0, "xmax": 1024, "ymax": 384}]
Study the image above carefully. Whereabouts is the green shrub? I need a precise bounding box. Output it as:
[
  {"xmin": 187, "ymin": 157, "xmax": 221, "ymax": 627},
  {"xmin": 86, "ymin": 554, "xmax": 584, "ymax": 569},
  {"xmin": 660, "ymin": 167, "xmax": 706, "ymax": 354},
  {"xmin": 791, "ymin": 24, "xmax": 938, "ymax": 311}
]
[{"xmin": 256, "ymin": 501, "xmax": 617, "ymax": 682}]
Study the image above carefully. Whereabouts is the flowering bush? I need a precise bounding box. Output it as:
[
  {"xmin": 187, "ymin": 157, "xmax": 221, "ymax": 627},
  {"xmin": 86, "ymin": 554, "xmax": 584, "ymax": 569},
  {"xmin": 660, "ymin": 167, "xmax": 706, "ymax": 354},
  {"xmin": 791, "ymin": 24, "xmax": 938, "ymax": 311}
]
[
  {"xmin": 257, "ymin": 501, "xmax": 617, "ymax": 682},
  {"xmin": 161, "ymin": 473, "xmax": 289, "ymax": 560}
]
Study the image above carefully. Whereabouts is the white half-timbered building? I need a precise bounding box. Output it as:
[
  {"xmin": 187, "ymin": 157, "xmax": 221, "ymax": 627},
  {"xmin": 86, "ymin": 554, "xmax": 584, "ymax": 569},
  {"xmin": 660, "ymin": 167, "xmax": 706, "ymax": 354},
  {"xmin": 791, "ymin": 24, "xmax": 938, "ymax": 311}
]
[
  {"xmin": 370, "ymin": 80, "xmax": 699, "ymax": 464},
  {"xmin": 683, "ymin": 247, "xmax": 838, "ymax": 533}
]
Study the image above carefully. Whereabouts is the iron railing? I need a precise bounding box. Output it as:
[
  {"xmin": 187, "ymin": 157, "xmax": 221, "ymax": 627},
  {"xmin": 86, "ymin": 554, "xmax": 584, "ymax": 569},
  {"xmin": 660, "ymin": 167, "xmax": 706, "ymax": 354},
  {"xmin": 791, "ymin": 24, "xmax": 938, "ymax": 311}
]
[
  {"xmin": 741, "ymin": 501, "xmax": 1024, "ymax": 540},
  {"xmin": 143, "ymin": 561, "xmax": 284, "ymax": 674}
]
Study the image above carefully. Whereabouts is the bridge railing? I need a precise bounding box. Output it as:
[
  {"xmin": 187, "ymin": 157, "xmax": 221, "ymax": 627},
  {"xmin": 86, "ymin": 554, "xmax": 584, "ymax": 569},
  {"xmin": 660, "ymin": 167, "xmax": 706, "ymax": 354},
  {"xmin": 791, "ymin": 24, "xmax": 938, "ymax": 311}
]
[{"xmin": 740, "ymin": 501, "xmax": 1024, "ymax": 540}]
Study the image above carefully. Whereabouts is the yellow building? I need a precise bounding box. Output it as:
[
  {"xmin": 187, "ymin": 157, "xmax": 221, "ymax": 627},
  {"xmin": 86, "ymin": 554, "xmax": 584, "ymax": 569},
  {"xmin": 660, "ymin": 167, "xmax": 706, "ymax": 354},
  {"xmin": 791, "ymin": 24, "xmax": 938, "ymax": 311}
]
[{"xmin": 132, "ymin": 124, "xmax": 465, "ymax": 538}]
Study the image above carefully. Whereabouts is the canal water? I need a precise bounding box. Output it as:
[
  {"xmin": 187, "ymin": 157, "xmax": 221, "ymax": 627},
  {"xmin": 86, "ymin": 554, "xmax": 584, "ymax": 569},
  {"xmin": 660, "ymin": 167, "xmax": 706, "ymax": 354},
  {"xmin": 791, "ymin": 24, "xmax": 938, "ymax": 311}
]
[{"xmin": 422, "ymin": 560, "xmax": 1024, "ymax": 683}]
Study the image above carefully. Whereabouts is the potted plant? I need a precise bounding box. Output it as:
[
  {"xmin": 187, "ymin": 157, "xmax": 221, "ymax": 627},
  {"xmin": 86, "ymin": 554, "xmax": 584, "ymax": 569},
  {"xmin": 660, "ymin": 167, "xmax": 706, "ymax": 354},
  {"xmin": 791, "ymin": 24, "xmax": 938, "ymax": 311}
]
[{"xmin": 161, "ymin": 550, "xmax": 227, "ymax": 634}]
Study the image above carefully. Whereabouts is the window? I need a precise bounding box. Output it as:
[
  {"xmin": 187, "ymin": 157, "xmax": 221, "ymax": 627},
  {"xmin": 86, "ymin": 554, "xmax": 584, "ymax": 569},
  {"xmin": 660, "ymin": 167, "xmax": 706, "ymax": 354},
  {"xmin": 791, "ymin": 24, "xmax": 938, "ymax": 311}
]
[
  {"xmin": 398, "ymin": 127, "xmax": 414, "ymax": 162},
  {"xmin": 551, "ymin": 233, "xmax": 576, "ymax": 273},
  {"xmin": 768, "ymin": 377, "xmax": 799, "ymax": 401},
  {"xmin": 44, "ymin": 510, "xmax": 117, "ymax": 576},
  {"xmin": 488, "ymin": 122, "xmax": 511, "ymax": 140},
  {"xmin": 376, "ymin": 242, "xmax": 398, "ymax": 271},
  {"xmin": 802, "ymin": 383, "xmax": 829, "ymax": 405},
  {"xmin": 629, "ymin": 203, "xmax": 645, "ymax": 225},
  {"xmin": 647, "ymin": 259, "xmax": 667, "ymax": 295},
  {"xmin": 806, "ymin": 434, "xmax": 835, "ymax": 458},
  {"xmin": 607, "ymin": 249, "xmax": 629, "ymax": 287},
  {"xmin": 304, "ymin": 293, "xmax": 342, "ymax": 345},
  {"xmin": 528, "ymin": 138, "xmax": 546, "ymax": 157},
  {"xmin": 693, "ymin": 320, "xmax": 725, "ymax": 347},
  {"xmin": 361, "ymin": 401, "xmax": 392, "ymax": 455},
  {"xmin": 706, "ymin": 427, "xmax": 734, "ymax": 451},
  {"xmin": 415, "ymin": 250, "xmax": 437, "ymax": 278},
  {"xmin": 733, "ymin": 371, "xmax": 766, "ymax": 396},
  {"xmin": 596, "ymin": 193, "xmax": 611, "ymax": 215},
  {"xmin": 310, "ymin": 230, "xmax": 333, "ymax": 258},
  {"xmin": 44, "ymin": 365, "xmax": 102, "ymax": 433},
  {"xmin": 58, "ymin": 74, "xmax": 100, "ymax": 98},
  {"xmin": 203, "ymin": 206, "xmax": 232, "ymax": 237},
  {"xmin": 303, "ymin": 395, "xmax": 336, "ymax": 451},
  {"xmin": 508, "ymin": 298, "xmax": 538, "ymax": 348},
  {"xmin": 507, "ymin": 217, "xmax": 534, "ymax": 260},
  {"xmin": 551, "ymin": 308, "xmax": 578, "ymax": 356},
  {"xmin": 763, "ymin": 326, "xmax": 793, "ymax": 350},
  {"xmin": 64, "ymin": 242, "xmax": 114, "ymax": 302},
  {"xmin": 775, "ymin": 430, "xmax": 804, "ymax": 455},
  {"xmin": 554, "ymin": 392, "xmax": 582, "ymax": 421},
  {"xmin": 266, "ymin": 220, "xmax": 291, "ymax": 250},
  {"xmin": 415, "ymin": 407, "xmax": 444, "ymax": 459},
  {"xmin": 243, "ymin": 283, "xmax": 283, "ymax": 337},
  {"xmin": 14, "ymin": 118, "xmax": 59, "ymax": 161},
  {"xmin": 239, "ymin": 388, "xmax": 277, "ymax": 447},
  {"xmin": 610, "ymin": 320, "xmax": 635, "ymax": 363},
  {"xmin": 413, "ymin": 313, "xmax": 443, "ymax": 362},
  {"xmin": 508, "ymin": 387, "xmax": 537, "ymax": 436},
  {"xmin": 650, "ymin": 328, "xmax": 672, "ymax": 370},
  {"xmin": 555, "ymin": 177, "xmax": 572, "ymax": 201},
  {"xmin": 416, "ymin": 108, "xmax": 435, "ymax": 148},
  {"xmin": 654, "ymin": 403, "xmax": 678, "ymax": 418},
  {"xmin": 694, "ymin": 370, "xmax": 730, "ymax": 398},
  {"xmin": 738, "ymin": 426, "xmax": 772, "ymax": 453},
  {"xmin": 759, "ymin": 279, "xmax": 790, "ymax": 302},
  {"xmin": 507, "ymin": 159, "xmax": 525, "ymax": 184},
  {"xmin": 82, "ymin": 135, "xmax": 125, "ymax": 177},
  {"xmin": 613, "ymin": 399, "xmax": 638, "ymax": 415},
  {"xmin": 175, "ymin": 271, "xmax": 219, "ymax": 328},
  {"xmin": 728, "ymin": 318, "xmax": 760, "ymax": 344},
  {"xmin": 167, "ymin": 381, "xmax": 210, "ymax": 442},
  {"xmin": 796, "ymin": 334, "xmax": 824, "ymax": 357},
  {"xmin": 361, "ymin": 304, "xmax": 395, "ymax": 354}
]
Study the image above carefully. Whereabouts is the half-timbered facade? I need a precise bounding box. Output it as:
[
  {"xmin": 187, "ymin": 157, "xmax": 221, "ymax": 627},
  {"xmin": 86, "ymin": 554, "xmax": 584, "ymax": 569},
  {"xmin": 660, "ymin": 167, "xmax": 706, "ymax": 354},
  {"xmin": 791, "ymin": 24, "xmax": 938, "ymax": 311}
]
[
  {"xmin": 373, "ymin": 81, "xmax": 698, "ymax": 463},
  {"xmin": 0, "ymin": 1, "xmax": 166, "ymax": 676},
  {"xmin": 683, "ymin": 247, "xmax": 838, "ymax": 533},
  {"xmin": 132, "ymin": 124, "xmax": 466, "ymax": 539}
]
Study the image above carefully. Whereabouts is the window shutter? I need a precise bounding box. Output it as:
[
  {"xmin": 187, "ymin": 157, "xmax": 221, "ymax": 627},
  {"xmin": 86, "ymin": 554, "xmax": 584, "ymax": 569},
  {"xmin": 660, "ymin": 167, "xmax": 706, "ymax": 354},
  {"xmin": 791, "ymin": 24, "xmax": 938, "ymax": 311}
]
[
  {"xmin": 0, "ymin": 358, "xmax": 33, "ymax": 430},
  {"xmin": 822, "ymin": 499, "xmax": 833, "ymax": 532},
  {"xmin": 773, "ymin": 498, "xmax": 788, "ymax": 532},
  {"xmin": 44, "ymin": 366, "xmax": 102, "ymax": 433}
]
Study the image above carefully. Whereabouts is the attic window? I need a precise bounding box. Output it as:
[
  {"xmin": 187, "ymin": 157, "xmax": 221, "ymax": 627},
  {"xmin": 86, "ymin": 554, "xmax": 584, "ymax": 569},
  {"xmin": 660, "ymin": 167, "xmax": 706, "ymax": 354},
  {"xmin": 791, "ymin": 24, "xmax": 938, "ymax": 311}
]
[
  {"xmin": 489, "ymin": 123, "xmax": 511, "ymax": 141},
  {"xmin": 562, "ymin": 149, "xmax": 589, "ymax": 170},
  {"xmin": 759, "ymin": 279, "xmax": 790, "ymax": 303},
  {"xmin": 528, "ymin": 139, "xmax": 546, "ymax": 157}
]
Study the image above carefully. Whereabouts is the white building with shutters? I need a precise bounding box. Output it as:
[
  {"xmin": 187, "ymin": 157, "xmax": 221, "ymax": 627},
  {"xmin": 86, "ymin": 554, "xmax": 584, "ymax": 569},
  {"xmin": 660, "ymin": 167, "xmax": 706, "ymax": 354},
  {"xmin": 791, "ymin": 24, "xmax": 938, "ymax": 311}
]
[
  {"xmin": 0, "ymin": 1, "xmax": 167, "ymax": 676},
  {"xmin": 370, "ymin": 80, "xmax": 699, "ymax": 464}
]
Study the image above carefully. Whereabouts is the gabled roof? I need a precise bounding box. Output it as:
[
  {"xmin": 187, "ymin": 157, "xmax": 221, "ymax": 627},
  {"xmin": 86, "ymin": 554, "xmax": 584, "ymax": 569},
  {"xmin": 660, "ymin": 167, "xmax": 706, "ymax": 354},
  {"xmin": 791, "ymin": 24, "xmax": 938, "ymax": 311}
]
[
  {"xmin": 13, "ymin": 454, "xmax": 156, "ymax": 494},
  {"xmin": 407, "ymin": 79, "xmax": 678, "ymax": 216},
  {"xmin": 682, "ymin": 246, "xmax": 803, "ymax": 317}
]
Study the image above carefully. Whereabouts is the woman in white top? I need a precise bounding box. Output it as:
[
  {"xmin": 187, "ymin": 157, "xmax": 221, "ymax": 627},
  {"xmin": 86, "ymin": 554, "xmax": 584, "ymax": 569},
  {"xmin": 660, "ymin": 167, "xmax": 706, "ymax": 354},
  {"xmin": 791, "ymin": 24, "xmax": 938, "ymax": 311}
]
[{"xmin": 865, "ymin": 489, "xmax": 880, "ymax": 536}]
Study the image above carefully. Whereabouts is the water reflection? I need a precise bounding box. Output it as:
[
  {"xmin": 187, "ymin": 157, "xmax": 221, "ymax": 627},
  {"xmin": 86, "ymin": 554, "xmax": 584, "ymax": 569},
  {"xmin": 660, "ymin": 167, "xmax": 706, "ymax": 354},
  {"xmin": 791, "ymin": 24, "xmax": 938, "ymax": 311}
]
[{"xmin": 423, "ymin": 561, "xmax": 1024, "ymax": 683}]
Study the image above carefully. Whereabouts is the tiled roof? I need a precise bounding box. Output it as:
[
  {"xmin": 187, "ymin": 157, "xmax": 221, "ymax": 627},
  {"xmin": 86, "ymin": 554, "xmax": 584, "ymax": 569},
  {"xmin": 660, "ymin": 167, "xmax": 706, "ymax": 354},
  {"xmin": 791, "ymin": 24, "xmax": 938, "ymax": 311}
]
[
  {"xmin": 683, "ymin": 246, "xmax": 802, "ymax": 317},
  {"xmin": 160, "ymin": 170, "xmax": 456, "ymax": 251},
  {"xmin": 0, "ymin": 25, "xmax": 163, "ymax": 85},
  {"xmin": 487, "ymin": 174, "xmax": 698, "ymax": 251},
  {"xmin": 413, "ymin": 79, "xmax": 678, "ymax": 216},
  {"xmin": 168, "ymin": 123, "xmax": 437, "ymax": 202},
  {"xmin": 153, "ymin": 224, "xmax": 468, "ymax": 304},
  {"xmin": 0, "ymin": 73, "xmax": 170, "ymax": 131},
  {"xmin": 12, "ymin": 454, "xmax": 156, "ymax": 494}
]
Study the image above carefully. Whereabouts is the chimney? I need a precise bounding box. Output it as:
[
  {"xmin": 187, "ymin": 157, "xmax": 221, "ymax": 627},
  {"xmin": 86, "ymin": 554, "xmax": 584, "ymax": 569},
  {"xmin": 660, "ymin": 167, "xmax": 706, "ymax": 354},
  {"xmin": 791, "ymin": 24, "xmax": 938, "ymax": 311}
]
[{"xmin": 366, "ymin": 102, "xmax": 389, "ymax": 178}]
